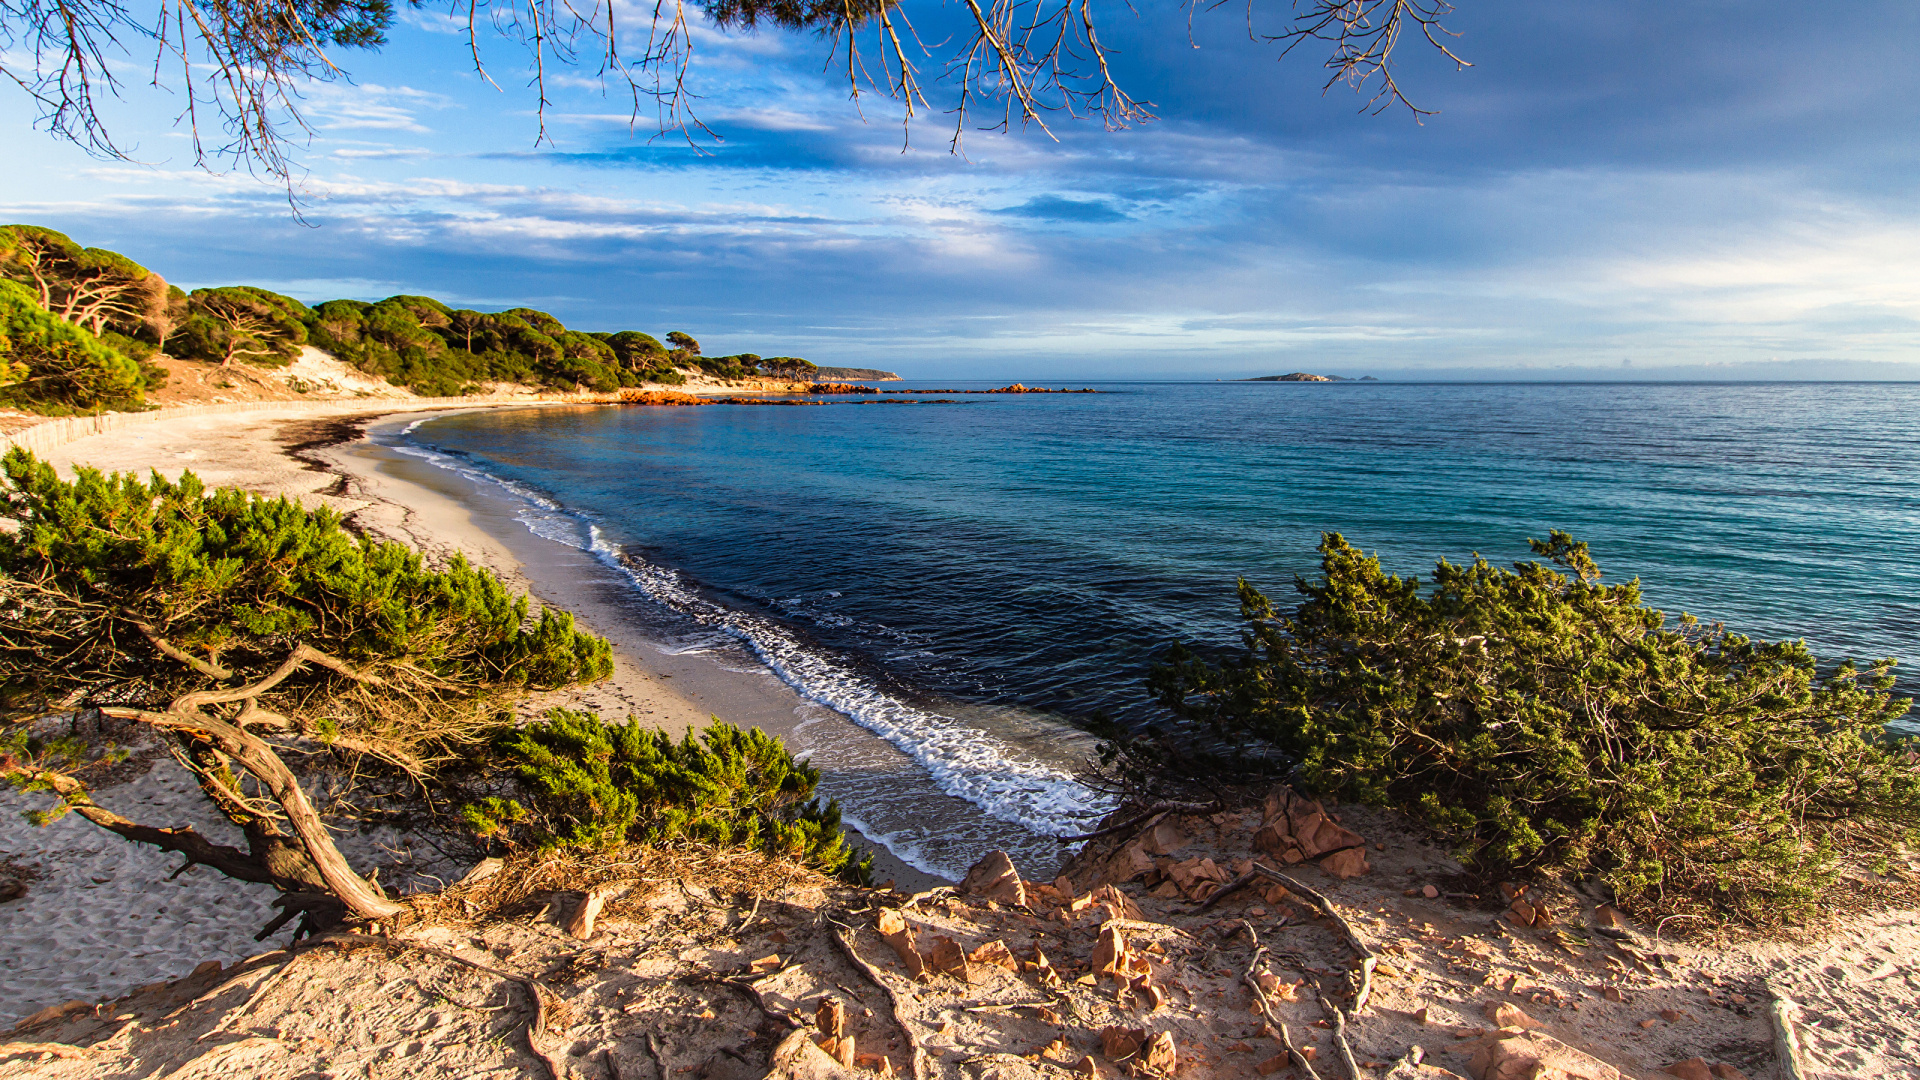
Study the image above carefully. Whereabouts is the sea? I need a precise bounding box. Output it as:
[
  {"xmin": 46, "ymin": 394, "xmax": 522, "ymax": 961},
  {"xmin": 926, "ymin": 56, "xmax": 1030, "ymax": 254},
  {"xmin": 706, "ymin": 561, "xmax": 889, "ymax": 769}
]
[{"xmin": 392, "ymin": 381, "xmax": 1920, "ymax": 880}]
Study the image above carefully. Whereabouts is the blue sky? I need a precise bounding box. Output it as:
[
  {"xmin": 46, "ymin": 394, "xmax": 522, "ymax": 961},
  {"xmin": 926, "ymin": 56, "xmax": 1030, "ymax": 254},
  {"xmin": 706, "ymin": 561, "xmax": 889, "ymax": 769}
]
[{"xmin": 4, "ymin": 1, "xmax": 1919, "ymax": 379}]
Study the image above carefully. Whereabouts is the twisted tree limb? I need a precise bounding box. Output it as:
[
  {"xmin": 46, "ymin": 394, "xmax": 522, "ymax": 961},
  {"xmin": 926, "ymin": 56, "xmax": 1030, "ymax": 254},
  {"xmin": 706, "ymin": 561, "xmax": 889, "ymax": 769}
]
[{"xmin": 91, "ymin": 642, "xmax": 403, "ymax": 920}]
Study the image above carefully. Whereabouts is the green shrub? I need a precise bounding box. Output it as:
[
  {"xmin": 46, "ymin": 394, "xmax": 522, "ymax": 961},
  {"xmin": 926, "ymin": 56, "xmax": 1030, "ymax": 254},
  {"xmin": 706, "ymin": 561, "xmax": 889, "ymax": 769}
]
[
  {"xmin": 0, "ymin": 448, "xmax": 611, "ymax": 714},
  {"xmin": 0, "ymin": 280, "xmax": 147, "ymax": 412},
  {"xmin": 1142, "ymin": 531, "xmax": 1920, "ymax": 925},
  {"xmin": 465, "ymin": 710, "xmax": 869, "ymax": 880}
]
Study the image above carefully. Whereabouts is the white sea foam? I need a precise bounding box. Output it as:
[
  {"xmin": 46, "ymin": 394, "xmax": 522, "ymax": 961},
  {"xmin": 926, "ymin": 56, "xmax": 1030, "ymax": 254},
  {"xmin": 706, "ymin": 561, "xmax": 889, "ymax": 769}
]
[
  {"xmin": 585, "ymin": 525, "xmax": 1112, "ymax": 839},
  {"xmin": 391, "ymin": 429, "xmax": 1113, "ymax": 844}
]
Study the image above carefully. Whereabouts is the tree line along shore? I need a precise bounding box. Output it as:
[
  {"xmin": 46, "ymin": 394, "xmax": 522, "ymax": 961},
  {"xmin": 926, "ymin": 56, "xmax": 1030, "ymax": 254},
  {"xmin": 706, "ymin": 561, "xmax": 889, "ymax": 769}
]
[{"xmin": 0, "ymin": 223, "xmax": 882, "ymax": 415}]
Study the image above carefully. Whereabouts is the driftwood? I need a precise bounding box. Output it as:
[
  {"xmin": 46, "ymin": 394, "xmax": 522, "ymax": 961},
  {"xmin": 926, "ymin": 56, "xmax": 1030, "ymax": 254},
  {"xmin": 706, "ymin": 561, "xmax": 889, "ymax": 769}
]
[{"xmin": 831, "ymin": 920, "xmax": 929, "ymax": 1080}]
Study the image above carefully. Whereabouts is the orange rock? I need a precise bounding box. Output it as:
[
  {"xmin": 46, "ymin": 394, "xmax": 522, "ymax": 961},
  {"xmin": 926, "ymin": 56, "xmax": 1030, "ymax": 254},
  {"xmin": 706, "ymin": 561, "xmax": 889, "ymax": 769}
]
[
  {"xmin": 1319, "ymin": 848, "xmax": 1371, "ymax": 879},
  {"xmin": 1141, "ymin": 821, "xmax": 1187, "ymax": 856},
  {"xmin": 970, "ymin": 940, "xmax": 1019, "ymax": 972},
  {"xmin": 751, "ymin": 954, "xmax": 784, "ymax": 974},
  {"xmin": 875, "ymin": 910, "xmax": 926, "ymax": 978},
  {"xmin": 1422, "ymin": 885, "xmax": 1440, "ymax": 899},
  {"xmin": 1508, "ymin": 900, "xmax": 1537, "ymax": 925},
  {"xmin": 1661, "ymin": 1059, "xmax": 1713, "ymax": 1080},
  {"xmin": 817, "ymin": 998, "xmax": 848, "ymax": 1038},
  {"xmin": 1093, "ymin": 925, "xmax": 1129, "ymax": 979},
  {"xmin": 1708, "ymin": 1067, "xmax": 1748, "ymax": 1080},
  {"xmin": 1602, "ymin": 987, "xmax": 1623, "ymax": 1003},
  {"xmin": 1102, "ymin": 1026, "xmax": 1146, "ymax": 1061},
  {"xmin": 1591, "ymin": 904, "xmax": 1629, "ymax": 929},
  {"xmin": 961, "ymin": 851, "xmax": 1027, "ymax": 906},
  {"xmin": 926, "ymin": 936, "xmax": 973, "ymax": 981},
  {"xmin": 1142, "ymin": 1031, "xmax": 1176, "ymax": 1075},
  {"xmin": 1255, "ymin": 1054, "xmax": 1290, "ymax": 1075}
]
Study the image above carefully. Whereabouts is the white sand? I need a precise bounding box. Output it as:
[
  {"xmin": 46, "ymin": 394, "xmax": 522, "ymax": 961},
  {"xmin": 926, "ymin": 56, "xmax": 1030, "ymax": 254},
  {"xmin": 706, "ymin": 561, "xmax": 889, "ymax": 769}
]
[{"xmin": 0, "ymin": 399, "xmax": 932, "ymax": 1021}]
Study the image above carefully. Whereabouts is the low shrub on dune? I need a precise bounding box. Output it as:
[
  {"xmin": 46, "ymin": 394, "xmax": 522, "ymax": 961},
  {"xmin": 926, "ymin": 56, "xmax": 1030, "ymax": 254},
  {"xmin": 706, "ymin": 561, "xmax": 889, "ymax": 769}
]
[{"xmin": 1128, "ymin": 531, "xmax": 1920, "ymax": 927}]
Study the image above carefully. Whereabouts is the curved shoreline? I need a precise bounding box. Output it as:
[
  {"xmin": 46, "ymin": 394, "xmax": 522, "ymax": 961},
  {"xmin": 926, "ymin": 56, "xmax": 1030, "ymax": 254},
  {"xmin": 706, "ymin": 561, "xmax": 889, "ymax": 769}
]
[{"xmin": 24, "ymin": 397, "xmax": 949, "ymax": 889}]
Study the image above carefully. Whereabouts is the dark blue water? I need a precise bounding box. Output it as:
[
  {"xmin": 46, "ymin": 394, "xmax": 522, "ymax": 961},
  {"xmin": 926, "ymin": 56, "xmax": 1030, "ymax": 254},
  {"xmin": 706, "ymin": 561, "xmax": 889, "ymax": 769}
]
[{"xmin": 405, "ymin": 381, "xmax": 1920, "ymax": 870}]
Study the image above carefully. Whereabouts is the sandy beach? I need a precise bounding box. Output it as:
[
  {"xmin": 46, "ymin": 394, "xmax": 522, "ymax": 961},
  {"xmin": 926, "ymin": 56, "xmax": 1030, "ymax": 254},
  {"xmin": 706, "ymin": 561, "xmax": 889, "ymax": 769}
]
[{"xmin": 0, "ymin": 396, "xmax": 939, "ymax": 1016}]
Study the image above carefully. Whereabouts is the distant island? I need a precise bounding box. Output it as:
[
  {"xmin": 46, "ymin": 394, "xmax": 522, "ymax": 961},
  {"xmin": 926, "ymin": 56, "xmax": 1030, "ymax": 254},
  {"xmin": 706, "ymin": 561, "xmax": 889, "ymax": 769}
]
[
  {"xmin": 814, "ymin": 366, "xmax": 901, "ymax": 382},
  {"xmin": 1244, "ymin": 372, "xmax": 1378, "ymax": 382}
]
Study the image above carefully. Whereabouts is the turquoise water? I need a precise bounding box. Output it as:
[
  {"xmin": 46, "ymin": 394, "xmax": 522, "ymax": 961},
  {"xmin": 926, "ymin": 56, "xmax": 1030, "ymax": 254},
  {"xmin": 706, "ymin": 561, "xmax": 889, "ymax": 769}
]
[{"xmin": 405, "ymin": 381, "xmax": 1920, "ymax": 874}]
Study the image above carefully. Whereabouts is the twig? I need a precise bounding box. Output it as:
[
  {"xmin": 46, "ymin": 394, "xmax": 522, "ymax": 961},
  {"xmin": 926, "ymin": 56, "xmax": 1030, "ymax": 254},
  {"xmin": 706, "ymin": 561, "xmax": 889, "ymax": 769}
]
[
  {"xmin": 1318, "ymin": 994, "xmax": 1362, "ymax": 1080},
  {"xmin": 391, "ymin": 938, "xmax": 565, "ymax": 1080},
  {"xmin": 961, "ymin": 1001, "xmax": 1057, "ymax": 1013},
  {"xmin": 695, "ymin": 975, "xmax": 805, "ymax": 1029},
  {"xmin": 1196, "ymin": 869, "xmax": 1258, "ymax": 912},
  {"xmin": 1277, "ymin": 1022, "xmax": 1325, "ymax": 1080},
  {"xmin": 642, "ymin": 1033, "xmax": 668, "ymax": 1080},
  {"xmin": 830, "ymin": 920, "xmax": 928, "ymax": 1080},
  {"xmin": 1251, "ymin": 865, "xmax": 1377, "ymax": 1013},
  {"xmin": 1766, "ymin": 984, "xmax": 1810, "ymax": 1080}
]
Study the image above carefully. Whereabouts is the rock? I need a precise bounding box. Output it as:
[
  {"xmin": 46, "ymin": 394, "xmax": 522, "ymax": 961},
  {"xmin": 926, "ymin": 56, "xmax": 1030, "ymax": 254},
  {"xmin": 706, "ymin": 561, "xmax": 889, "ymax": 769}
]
[
  {"xmin": 926, "ymin": 936, "xmax": 973, "ymax": 981},
  {"xmin": 1413, "ymin": 1006, "xmax": 1431, "ymax": 1025},
  {"xmin": 1252, "ymin": 825, "xmax": 1291, "ymax": 858},
  {"xmin": 1091, "ymin": 883, "xmax": 1146, "ymax": 920},
  {"xmin": 832, "ymin": 1036, "xmax": 857, "ymax": 1068},
  {"xmin": 14, "ymin": 1000, "xmax": 90, "ymax": 1031},
  {"xmin": 818, "ymin": 998, "xmax": 847, "ymax": 1038},
  {"xmin": 1256, "ymin": 1054, "xmax": 1291, "ymax": 1075},
  {"xmin": 1101, "ymin": 1026, "xmax": 1145, "ymax": 1061},
  {"xmin": 1708, "ymin": 1067, "xmax": 1748, "ymax": 1080},
  {"xmin": 1638, "ymin": 1018, "xmax": 1659, "ymax": 1030},
  {"xmin": 1601, "ymin": 987, "xmax": 1623, "ymax": 1003},
  {"xmin": 1661, "ymin": 1059, "xmax": 1713, "ymax": 1080},
  {"xmin": 1658, "ymin": 1009, "xmax": 1687, "ymax": 1023},
  {"xmin": 1423, "ymin": 885, "xmax": 1440, "ymax": 899},
  {"xmin": 770, "ymin": 1028, "xmax": 862, "ymax": 1080},
  {"xmin": 191, "ymin": 960, "xmax": 223, "ymax": 979},
  {"xmin": 1508, "ymin": 900, "xmax": 1537, "ymax": 925},
  {"xmin": 456, "ymin": 857, "xmax": 505, "ymax": 887},
  {"xmin": 1140, "ymin": 821, "xmax": 1186, "ymax": 856},
  {"xmin": 1464, "ymin": 1030, "xmax": 1622, "ymax": 1080},
  {"xmin": 1077, "ymin": 1056, "xmax": 1100, "ymax": 1076},
  {"xmin": 1167, "ymin": 857, "xmax": 1231, "ymax": 900},
  {"xmin": 1498, "ymin": 883, "xmax": 1526, "ymax": 902},
  {"xmin": 961, "ymin": 851, "xmax": 1027, "ymax": 906},
  {"xmin": 1485, "ymin": 1002, "xmax": 1541, "ymax": 1030},
  {"xmin": 969, "ymin": 940, "xmax": 1019, "ymax": 972},
  {"xmin": 0, "ymin": 876, "xmax": 25, "ymax": 904},
  {"xmin": 1319, "ymin": 848, "xmax": 1371, "ymax": 879},
  {"xmin": 1591, "ymin": 904, "xmax": 1629, "ymax": 929},
  {"xmin": 1092, "ymin": 925, "xmax": 1129, "ymax": 979},
  {"xmin": 751, "ymin": 954, "xmax": 784, "ymax": 974},
  {"xmin": 875, "ymin": 910, "xmax": 926, "ymax": 978},
  {"xmin": 1142, "ymin": 1031, "xmax": 1176, "ymax": 1074},
  {"xmin": 566, "ymin": 890, "xmax": 605, "ymax": 940},
  {"xmin": 1107, "ymin": 843, "xmax": 1158, "ymax": 885}
]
